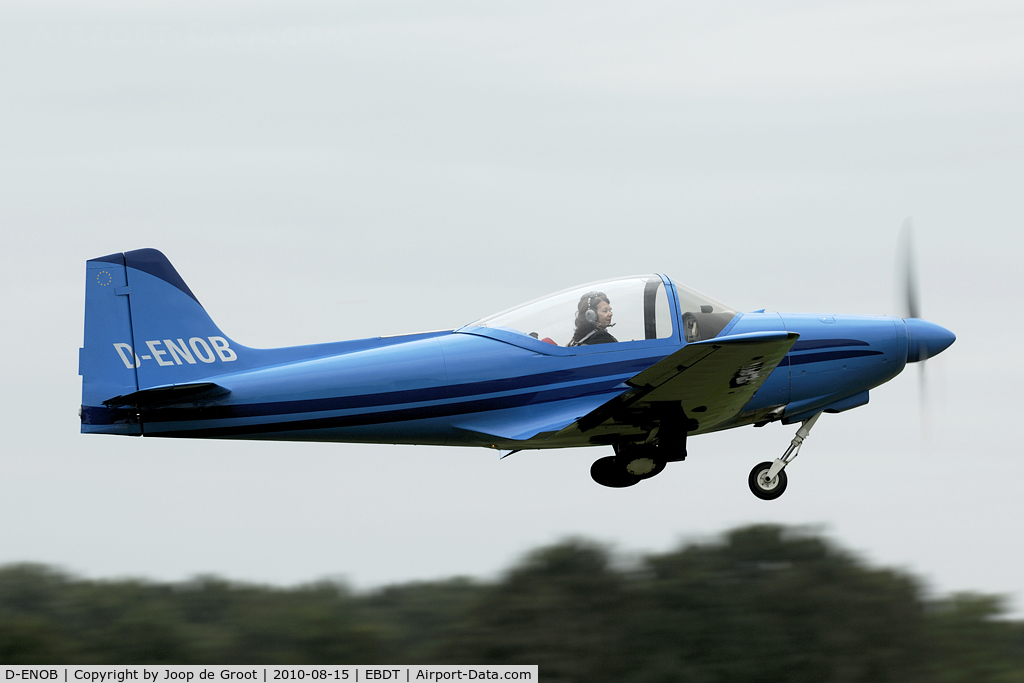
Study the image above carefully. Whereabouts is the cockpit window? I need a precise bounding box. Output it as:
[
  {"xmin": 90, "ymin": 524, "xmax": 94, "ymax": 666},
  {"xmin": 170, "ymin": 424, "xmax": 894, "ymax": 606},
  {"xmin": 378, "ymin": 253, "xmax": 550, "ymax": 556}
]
[
  {"xmin": 674, "ymin": 283, "xmax": 737, "ymax": 343},
  {"xmin": 467, "ymin": 275, "xmax": 675, "ymax": 347}
]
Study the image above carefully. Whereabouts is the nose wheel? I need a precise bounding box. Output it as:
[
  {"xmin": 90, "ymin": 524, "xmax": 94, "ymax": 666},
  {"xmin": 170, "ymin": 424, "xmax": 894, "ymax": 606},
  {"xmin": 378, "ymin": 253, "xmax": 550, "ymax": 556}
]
[
  {"xmin": 747, "ymin": 412, "xmax": 821, "ymax": 500},
  {"xmin": 748, "ymin": 461, "xmax": 788, "ymax": 499}
]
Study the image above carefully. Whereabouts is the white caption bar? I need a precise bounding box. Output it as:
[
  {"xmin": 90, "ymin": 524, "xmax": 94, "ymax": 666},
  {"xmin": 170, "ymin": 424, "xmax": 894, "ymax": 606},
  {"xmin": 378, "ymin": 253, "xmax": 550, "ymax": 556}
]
[{"xmin": 1, "ymin": 666, "xmax": 537, "ymax": 683}]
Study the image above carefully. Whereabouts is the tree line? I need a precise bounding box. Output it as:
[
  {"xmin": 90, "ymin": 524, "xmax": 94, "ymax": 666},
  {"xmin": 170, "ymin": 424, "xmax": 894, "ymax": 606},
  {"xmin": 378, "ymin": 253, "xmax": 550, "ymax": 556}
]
[{"xmin": 1, "ymin": 525, "xmax": 1022, "ymax": 682}]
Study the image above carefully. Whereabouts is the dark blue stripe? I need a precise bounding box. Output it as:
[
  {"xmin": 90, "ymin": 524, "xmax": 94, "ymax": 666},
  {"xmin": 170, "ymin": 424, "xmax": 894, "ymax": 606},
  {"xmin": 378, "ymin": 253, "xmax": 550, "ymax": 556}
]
[
  {"xmin": 84, "ymin": 355, "xmax": 662, "ymax": 427},
  {"xmin": 138, "ymin": 382, "xmax": 623, "ymax": 438},
  {"xmin": 790, "ymin": 339, "xmax": 869, "ymax": 351},
  {"xmin": 788, "ymin": 349, "xmax": 883, "ymax": 366},
  {"xmin": 82, "ymin": 405, "xmax": 135, "ymax": 425}
]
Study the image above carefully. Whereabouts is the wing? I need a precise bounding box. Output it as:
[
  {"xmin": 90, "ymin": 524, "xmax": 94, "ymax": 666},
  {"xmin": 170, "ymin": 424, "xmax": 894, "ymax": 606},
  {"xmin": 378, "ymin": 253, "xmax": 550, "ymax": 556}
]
[{"xmin": 552, "ymin": 331, "xmax": 799, "ymax": 443}]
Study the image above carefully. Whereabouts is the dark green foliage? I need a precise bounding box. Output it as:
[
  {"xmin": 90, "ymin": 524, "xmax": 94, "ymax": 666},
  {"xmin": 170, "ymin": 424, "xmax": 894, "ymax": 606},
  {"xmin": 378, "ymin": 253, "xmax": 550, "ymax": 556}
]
[
  {"xmin": 358, "ymin": 577, "xmax": 480, "ymax": 661},
  {"xmin": 921, "ymin": 593, "xmax": 1024, "ymax": 682},
  {"xmin": 434, "ymin": 540, "xmax": 629, "ymax": 680},
  {"xmin": 0, "ymin": 567, "xmax": 381, "ymax": 664},
  {"xmin": 633, "ymin": 526, "xmax": 931, "ymax": 682},
  {"xmin": 0, "ymin": 526, "xmax": 1021, "ymax": 683}
]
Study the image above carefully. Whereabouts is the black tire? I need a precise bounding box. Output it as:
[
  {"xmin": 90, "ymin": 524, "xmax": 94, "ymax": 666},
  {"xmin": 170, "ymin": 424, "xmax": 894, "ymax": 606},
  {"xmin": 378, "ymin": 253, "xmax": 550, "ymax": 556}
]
[
  {"xmin": 590, "ymin": 456, "xmax": 639, "ymax": 488},
  {"xmin": 748, "ymin": 461, "xmax": 788, "ymax": 500}
]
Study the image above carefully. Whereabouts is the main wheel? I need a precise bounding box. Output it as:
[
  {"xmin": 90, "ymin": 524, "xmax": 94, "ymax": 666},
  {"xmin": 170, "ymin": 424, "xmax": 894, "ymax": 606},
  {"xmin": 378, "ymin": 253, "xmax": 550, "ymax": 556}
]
[
  {"xmin": 590, "ymin": 456, "xmax": 639, "ymax": 488},
  {"xmin": 748, "ymin": 461, "xmax": 788, "ymax": 500},
  {"xmin": 613, "ymin": 444, "xmax": 667, "ymax": 481},
  {"xmin": 623, "ymin": 456, "xmax": 666, "ymax": 480}
]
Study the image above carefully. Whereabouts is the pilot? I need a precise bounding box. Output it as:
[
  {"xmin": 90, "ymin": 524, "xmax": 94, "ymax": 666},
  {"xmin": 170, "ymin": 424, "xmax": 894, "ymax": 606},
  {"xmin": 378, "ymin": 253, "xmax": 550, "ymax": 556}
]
[{"xmin": 568, "ymin": 291, "xmax": 618, "ymax": 346}]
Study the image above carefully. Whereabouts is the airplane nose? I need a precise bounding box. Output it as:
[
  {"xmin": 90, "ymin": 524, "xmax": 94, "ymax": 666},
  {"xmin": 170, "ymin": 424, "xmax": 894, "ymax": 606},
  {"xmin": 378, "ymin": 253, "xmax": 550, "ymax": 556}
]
[{"xmin": 903, "ymin": 318, "xmax": 956, "ymax": 363}]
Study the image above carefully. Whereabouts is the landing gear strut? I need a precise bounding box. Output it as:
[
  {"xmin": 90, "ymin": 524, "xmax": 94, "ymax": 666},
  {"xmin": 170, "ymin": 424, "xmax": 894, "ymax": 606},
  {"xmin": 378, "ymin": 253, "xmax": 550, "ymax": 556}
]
[{"xmin": 748, "ymin": 412, "xmax": 822, "ymax": 500}]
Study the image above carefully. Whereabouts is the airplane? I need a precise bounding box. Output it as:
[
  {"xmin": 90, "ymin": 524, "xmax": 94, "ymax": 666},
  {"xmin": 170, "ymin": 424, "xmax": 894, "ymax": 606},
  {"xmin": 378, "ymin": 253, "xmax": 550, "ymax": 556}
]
[{"xmin": 79, "ymin": 247, "xmax": 955, "ymax": 499}]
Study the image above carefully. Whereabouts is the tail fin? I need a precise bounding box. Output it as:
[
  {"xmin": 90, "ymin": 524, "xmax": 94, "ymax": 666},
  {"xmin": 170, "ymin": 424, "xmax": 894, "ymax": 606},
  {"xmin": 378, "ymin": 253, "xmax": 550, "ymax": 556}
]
[{"xmin": 80, "ymin": 249, "xmax": 245, "ymax": 434}]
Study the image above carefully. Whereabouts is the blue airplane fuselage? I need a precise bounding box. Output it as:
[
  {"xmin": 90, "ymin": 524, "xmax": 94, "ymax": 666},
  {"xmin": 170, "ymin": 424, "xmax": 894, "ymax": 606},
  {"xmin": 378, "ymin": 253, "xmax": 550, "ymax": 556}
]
[
  {"xmin": 79, "ymin": 250, "xmax": 955, "ymax": 456},
  {"xmin": 84, "ymin": 311, "xmax": 933, "ymax": 447}
]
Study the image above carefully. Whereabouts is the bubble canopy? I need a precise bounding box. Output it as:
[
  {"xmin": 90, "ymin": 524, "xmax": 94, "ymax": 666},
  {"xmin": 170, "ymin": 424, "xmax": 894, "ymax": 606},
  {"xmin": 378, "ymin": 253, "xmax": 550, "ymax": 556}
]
[{"xmin": 458, "ymin": 275, "xmax": 737, "ymax": 352}]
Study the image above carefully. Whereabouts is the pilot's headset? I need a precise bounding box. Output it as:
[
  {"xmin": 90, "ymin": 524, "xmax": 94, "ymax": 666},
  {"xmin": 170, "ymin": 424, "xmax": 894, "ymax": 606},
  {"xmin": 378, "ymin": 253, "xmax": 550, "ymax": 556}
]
[{"xmin": 581, "ymin": 292, "xmax": 602, "ymax": 325}]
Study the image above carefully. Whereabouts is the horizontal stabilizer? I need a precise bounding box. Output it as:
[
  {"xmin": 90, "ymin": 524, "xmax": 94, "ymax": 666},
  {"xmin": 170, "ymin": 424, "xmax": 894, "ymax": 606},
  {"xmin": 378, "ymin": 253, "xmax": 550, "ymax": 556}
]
[{"xmin": 103, "ymin": 382, "xmax": 230, "ymax": 408}]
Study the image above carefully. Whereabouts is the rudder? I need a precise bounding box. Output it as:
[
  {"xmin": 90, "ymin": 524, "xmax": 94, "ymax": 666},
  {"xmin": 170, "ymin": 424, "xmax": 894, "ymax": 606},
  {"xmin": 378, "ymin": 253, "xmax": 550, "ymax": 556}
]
[{"xmin": 80, "ymin": 253, "xmax": 140, "ymax": 434}]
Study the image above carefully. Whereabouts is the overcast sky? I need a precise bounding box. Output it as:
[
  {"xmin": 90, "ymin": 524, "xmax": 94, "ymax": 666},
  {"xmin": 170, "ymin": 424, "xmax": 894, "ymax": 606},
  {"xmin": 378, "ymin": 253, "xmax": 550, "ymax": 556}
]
[{"xmin": 1, "ymin": 0, "xmax": 1022, "ymax": 614}]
